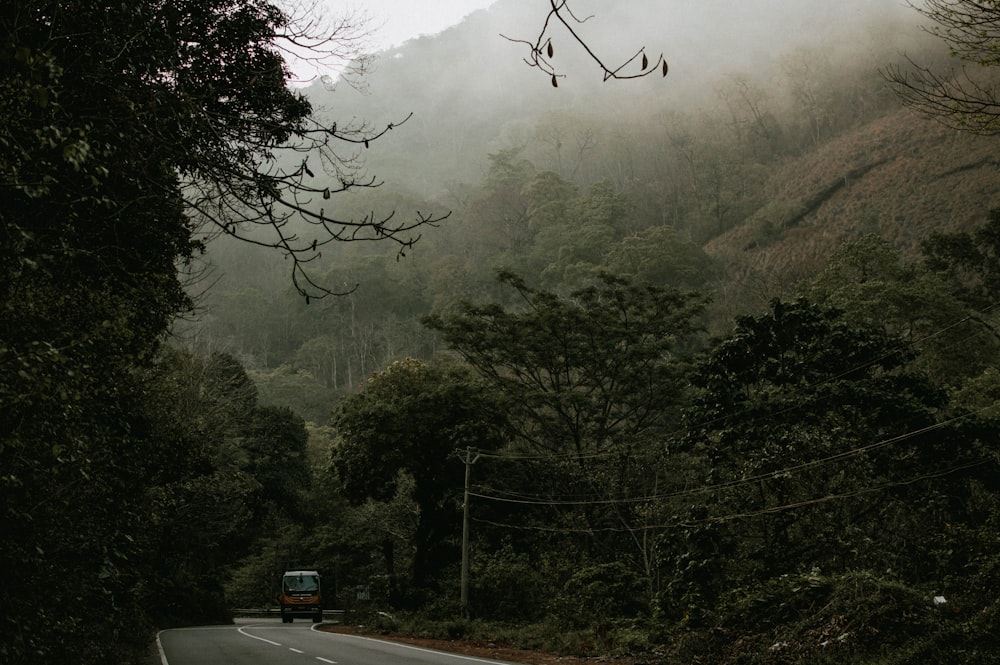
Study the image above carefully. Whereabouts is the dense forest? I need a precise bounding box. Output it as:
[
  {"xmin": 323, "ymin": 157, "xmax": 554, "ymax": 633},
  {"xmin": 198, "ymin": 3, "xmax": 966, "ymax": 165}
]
[{"xmin": 4, "ymin": 1, "xmax": 1000, "ymax": 664}]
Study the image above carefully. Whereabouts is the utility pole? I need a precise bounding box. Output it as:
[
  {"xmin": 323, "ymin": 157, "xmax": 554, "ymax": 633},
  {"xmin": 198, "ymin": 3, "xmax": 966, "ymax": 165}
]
[{"xmin": 459, "ymin": 446, "xmax": 480, "ymax": 616}]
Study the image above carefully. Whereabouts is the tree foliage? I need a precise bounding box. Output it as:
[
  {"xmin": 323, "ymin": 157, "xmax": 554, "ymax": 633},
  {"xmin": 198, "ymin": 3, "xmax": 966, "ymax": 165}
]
[
  {"xmin": 425, "ymin": 272, "xmax": 707, "ymax": 458},
  {"xmin": 0, "ymin": 0, "xmax": 426, "ymax": 660},
  {"xmin": 130, "ymin": 349, "xmax": 312, "ymax": 627},
  {"xmin": 424, "ymin": 272, "xmax": 708, "ymax": 604},
  {"xmin": 676, "ymin": 297, "xmax": 1000, "ymax": 627},
  {"xmin": 809, "ymin": 233, "xmax": 1000, "ymax": 388},
  {"xmin": 2, "ymin": 0, "xmax": 442, "ymax": 303},
  {"xmin": 330, "ymin": 358, "xmax": 504, "ymax": 598},
  {"xmin": 921, "ymin": 208, "xmax": 1000, "ymax": 309},
  {"xmin": 317, "ymin": 269, "xmax": 1000, "ymax": 660}
]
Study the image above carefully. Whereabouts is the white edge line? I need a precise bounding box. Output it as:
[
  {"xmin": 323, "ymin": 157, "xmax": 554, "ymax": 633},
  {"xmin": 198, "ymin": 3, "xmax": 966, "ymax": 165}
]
[
  {"xmin": 311, "ymin": 628, "xmax": 519, "ymax": 665},
  {"xmin": 238, "ymin": 624, "xmax": 283, "ymax": 646},
  {"xmin": 156, "ymin": 631, "xmax": 169, "ymax": 665}
]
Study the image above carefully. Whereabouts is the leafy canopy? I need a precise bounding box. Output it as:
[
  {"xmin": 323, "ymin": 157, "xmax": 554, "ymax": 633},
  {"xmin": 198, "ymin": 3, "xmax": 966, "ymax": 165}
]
[
  {"xmin": 425, "ymin": 271, "xmax": 708, "ymax": 457},
  {"xmin": 330, "ymin": 358, "xmax": 503, "ymax": 588}
]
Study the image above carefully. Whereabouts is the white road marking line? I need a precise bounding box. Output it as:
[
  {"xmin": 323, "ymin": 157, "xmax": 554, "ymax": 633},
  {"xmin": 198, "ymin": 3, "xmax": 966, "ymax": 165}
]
[
  {"xmin": 237, "ymin": 625, "xmax": 282, "ymax": 646},
  {"xmin": 316, "ymin": 658, "xmax": 337, "ymax": 664},
  {"xmin": 290, "ymin": 648, "xmax": 305, "ymax": 653}
]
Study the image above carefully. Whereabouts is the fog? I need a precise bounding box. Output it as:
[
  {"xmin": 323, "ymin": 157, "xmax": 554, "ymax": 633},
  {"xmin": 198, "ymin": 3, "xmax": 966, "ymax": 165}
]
[
  {"xmin": 187, "ymin": 0, "xmax": 962, "ymax": 383},
  {"xmin": 293, "ymin": 0, "xmax": 929, "ymax": 201},
  {"xmin": 341, "ymin": 0, "xmax": 921, "ymax": 95}
]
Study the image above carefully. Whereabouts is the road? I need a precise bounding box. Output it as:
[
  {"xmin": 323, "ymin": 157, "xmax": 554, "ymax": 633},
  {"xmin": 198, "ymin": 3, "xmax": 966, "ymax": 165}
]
[{"xmin": 154, "ymin": 618, "xmax": 522, "ymax": 665}]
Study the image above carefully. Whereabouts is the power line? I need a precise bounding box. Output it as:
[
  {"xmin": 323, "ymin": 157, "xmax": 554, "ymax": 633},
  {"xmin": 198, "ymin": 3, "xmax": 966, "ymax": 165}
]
[
  {"xmin": 474, "ymin": 448, "xmax": 614, "ymax": 461},
  {"xmin": 470, "ymin": 457, "xmax": 992, "ymax": 534},
  {"xmin": 467, "ymin": 405, "xmax": 993, "ymax": 507}
]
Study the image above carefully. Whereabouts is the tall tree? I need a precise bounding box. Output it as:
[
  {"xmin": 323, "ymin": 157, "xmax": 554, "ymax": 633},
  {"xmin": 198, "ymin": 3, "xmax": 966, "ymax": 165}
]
[
  {"xmin": 330, "ymin": 358, "xmax": 503, "ymax": 600},
  {"xmin": 425, "ymin": 272, "xmax": 706, "ymax": 458},
  {"xmin": 425, "ymin": 272, "xmax": 707, "ymax": 590},
  {"xmin": 132, "ymin": 349, "xmax": 285, "ymax": 628},
  {"xmin": 680, "ymin": 298, "xmax": 993, "ymax": 591},
  {"xmin": 242, "ymin": 405, "xmax": 312, "ymax": 516},
  {"xmin": 1, "ymin": 2, "xmax": 436, "ymax": 661},
  {"xmin": 604, "ymin": 225, "xmax": 718, "ymax": 291}
]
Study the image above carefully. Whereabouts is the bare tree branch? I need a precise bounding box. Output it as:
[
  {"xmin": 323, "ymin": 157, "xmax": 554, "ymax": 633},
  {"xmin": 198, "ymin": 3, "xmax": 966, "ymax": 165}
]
[
  {"xmin": 884, "ymin": 1, "xmax": 1000, "ymax": 135},
  {"xmin": 501, "ymin": 0, "xmax": 668, "ymax": 86},
  {"xmin": 274, "ymin": 0, "xmax": 375, "ymax": 88},
  {"xmin": 160, "ymin": 5, "xmax": 451, "ymax": 301}
]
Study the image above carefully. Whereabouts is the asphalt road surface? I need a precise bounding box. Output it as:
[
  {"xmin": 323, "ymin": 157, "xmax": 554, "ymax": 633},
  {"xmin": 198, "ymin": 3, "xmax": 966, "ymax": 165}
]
[{"xmin": 154, "ymin": 618, "xmax": 522, "ymax": 665}]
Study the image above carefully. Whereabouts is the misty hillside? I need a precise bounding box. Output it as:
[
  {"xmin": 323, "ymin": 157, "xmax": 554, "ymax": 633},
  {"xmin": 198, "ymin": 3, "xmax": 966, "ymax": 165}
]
[
  {"xmin": 14, "ymin": 2, "xmax": 1000, "ymax": 662},
  {"xmin": 185, "ymin": 0, "xmax": 1000, "ymax": 403},
  {"xmin": 294, "ymin": 0, "xmax": 997, "ymax": 295},
  {"xmin": 707, "ymin": 108, "xmax": 1000, "ymax": 308},
  {"xmin": 302, "ymin": 0, "xmax": 928, "ymax": 199}
]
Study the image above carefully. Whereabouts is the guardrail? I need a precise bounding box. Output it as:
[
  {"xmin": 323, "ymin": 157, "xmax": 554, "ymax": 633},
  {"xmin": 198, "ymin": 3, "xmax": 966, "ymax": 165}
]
[{"xmin": 232, "ymin": 608, "xmax": 345, "ymax": 621}]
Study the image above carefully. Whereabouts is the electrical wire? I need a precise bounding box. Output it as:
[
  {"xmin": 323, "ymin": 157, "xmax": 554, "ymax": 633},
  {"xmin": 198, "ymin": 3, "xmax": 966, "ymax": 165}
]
[
  {"xmin": 444, "ymin": 298, "xmax": 1000, "ymax": 543},
  {"xmin": 466, "ymin": 405, "xmax": 993, "ymax": 507},
  {"xmin": 470, "ymin": 457, "xmax": 992, "ymax": 533}
]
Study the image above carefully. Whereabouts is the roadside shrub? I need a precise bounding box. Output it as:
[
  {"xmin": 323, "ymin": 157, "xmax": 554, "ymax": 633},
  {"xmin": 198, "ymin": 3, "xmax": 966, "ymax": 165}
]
[
  {"xmin": 550, "ymin": 561, "xmax": 648, "ymax": 629},
  {"xmin": 675, "ymin": 569, "xmax": 979, "ymax": 664},
  {"xmin": 470, "ymin": 541, "xmax": 547, "ymax": 621}
]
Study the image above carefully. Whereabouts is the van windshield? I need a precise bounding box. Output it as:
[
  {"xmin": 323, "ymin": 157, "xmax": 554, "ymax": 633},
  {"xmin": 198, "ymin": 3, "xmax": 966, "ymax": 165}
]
[{"xmin": 283, "ymin": 574, "xmax": 320, "ymax": 593}]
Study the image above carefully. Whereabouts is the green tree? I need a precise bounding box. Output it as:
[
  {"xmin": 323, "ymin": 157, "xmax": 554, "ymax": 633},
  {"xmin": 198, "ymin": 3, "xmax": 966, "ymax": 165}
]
[
  {"xmin": 474, "ymin": 148, "xmax": 537, "ymax": 267},
  {"xmin": 809, "ymin": 233, "xmax": 1000, "ymax": 388},
  {"xmin": 330, "ymin": 358, "xmax": 503, "ymax": 601},
  {"xmin": 132, "ymin": 349, "xmax": 309, "ymax": 627},
  {"xmin": 251, "ymin": 364, "xmax": 336, "ymax": 425},
  {"xmin": 2, "ymin": 2, "xmax": 440, "ymax": 660},
  {"xmin": 426, "ymin": 272, "xmax": 706, "ymax": 458},
  {"xmin": 680, "ymin": 298, "xmax": 994, "ymax": 592},
  {"xmin": 242, "ymin": 405, "xmax": 312, "ymax": 516},
  {"xmin": 527, "ymin": 176, "xmax": 620, "ymax": 289},
  {"xmin": 425, "ymin": 272, "xmax": 707, "ymax": 595},
  {"xmin": 921, "ymin": 209, "xmax": 1000, "ymax": 310},
  {"xmin": 604, "ymin": 225, "xmax": 718, "ymax": 291}
]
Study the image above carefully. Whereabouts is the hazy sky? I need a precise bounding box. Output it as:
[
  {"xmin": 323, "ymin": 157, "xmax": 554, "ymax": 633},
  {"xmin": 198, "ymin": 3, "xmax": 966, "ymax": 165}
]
[{"xmin": 351, "ymin": 0, "xmax": 498, "ymax": 50}]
